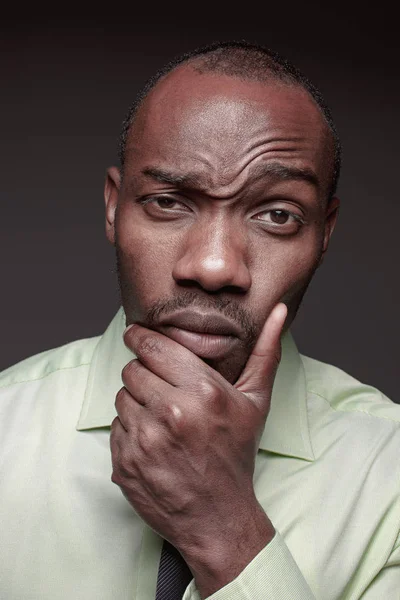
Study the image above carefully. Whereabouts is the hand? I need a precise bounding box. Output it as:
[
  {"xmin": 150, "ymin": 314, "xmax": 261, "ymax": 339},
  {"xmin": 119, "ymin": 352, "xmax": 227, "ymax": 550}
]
[{"xmin": 110, "ymin": 303, "xmax": 287, "ymax": 597}]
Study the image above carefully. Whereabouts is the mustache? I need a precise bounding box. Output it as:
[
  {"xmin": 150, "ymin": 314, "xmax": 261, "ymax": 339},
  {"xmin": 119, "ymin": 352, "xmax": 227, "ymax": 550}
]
[
  {"xmin": 145, "ymin": 291, "xmax": 258, "ymax": 345},
  {"xmin": 115, "ymin": 248, "xmax": 259, "ymax": 346},
  {"xmin": 144, "ymin": 291, "xmax": 258, "ymax": 345}
]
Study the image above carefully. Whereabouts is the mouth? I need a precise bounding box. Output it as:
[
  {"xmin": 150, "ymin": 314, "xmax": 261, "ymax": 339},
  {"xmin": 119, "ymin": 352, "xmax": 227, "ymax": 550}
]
[{"xmin": 158, "ymin": 311, "xmax": 242, "ymax": 359}]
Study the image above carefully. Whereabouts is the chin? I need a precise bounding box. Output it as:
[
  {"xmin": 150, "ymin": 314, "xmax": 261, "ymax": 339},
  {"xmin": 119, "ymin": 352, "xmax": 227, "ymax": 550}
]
[{"xmin": 202, "ymin": 353, "xmax": 248, "ymax": 385}]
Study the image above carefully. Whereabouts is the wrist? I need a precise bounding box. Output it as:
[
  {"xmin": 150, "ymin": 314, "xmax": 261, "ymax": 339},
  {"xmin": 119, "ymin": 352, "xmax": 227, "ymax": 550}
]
[{"xmin": 180, "ymin": 502, "xmax": 275, "ymax": 598}]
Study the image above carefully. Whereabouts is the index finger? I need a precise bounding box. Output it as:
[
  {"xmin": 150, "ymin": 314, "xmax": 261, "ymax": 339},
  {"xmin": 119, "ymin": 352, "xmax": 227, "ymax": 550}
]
[{"xmin": 123, "ymin": 323, "xmax": 211, "ymax": 388}]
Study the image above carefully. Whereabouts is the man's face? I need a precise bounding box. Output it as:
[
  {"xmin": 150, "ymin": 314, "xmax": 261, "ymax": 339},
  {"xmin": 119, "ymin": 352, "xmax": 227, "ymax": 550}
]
[{"xmin": 105, "ymin": 66, "xmax": 339, "ymax": 383}]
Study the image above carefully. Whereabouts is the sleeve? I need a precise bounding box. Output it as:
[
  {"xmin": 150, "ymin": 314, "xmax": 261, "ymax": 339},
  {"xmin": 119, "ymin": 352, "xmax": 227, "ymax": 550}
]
[{"xmin": 182, "ymin": 530, "xmax": 316, "ymax": 600}]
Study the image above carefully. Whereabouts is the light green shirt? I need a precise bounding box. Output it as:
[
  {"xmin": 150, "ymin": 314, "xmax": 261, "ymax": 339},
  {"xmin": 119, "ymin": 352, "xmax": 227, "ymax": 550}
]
[{"xmin": 1, "ymin": 308, "xmax": 399, "ymax": 599}]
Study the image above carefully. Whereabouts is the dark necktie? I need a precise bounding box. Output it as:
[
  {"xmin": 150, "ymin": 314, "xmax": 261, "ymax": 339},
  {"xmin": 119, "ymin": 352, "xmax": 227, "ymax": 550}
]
[{"xmin": 155, "ymin": 539, "xmax": 193, "ymax": 600}]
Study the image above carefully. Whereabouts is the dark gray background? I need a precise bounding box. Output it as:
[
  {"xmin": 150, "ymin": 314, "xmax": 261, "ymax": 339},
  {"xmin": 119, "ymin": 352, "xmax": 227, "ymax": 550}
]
[{"xmin": 2, "ymin": 8, "xmax": 399, "ymax": 402}]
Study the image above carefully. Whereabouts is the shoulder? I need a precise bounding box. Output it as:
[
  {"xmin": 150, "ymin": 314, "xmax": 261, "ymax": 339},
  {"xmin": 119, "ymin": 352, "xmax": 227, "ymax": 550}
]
[
  {"xmin": 301, "ymin": 353, "xmax": 400, "ymax": 425},
  {"xmin": 301, "ymin": 356, "xmax": 400, "ymax": 507},
  {"xmin": 0, "ymin": 336, "xmax": 100, "ymax": 392},
  {"xmin": 301, "ymin": 354, "xmax": 400, "ymax": 469}
]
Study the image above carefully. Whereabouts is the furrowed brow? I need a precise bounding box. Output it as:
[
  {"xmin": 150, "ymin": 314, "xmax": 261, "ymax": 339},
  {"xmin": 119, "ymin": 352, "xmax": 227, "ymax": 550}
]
[
  {"xmin": 143, "ymin": 163, "xmax": 319, "ymax": 189},
  {"xmin": 249, "ymin": 162, "xmax": 319, "ymax": 187},
  {"xmin": 249, "ymin": 162, "xmax": 320, "ymax": 188},
  {"xmin": 141, "ymin": 167, "xmax": 203, "ymax": 188}
]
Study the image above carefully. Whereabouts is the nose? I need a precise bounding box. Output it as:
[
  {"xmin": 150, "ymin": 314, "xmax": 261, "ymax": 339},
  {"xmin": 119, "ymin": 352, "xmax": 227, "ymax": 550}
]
[{"xmin": 172, "ymin": 215, "xmax": 252, "ymax": 293}]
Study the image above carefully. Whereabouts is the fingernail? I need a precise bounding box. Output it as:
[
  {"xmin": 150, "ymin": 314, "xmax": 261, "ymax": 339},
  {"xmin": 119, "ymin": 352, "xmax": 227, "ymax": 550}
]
[{"xmin": 123, "ymin": 324, "xmax": 134, "ymax": 337}]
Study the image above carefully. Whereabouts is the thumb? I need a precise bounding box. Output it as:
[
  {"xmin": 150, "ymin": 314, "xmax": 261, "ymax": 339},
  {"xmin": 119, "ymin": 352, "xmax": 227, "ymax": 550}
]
[{"xmin": 234, "ymin": 303, "xmax": 287, "ymax": 406}]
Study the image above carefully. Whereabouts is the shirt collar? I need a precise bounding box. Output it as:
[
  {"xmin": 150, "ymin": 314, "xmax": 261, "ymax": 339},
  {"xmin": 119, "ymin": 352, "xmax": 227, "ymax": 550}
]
[{"xmin": 77, "ymin": 307, "xmax": 314, "ymax": 461}]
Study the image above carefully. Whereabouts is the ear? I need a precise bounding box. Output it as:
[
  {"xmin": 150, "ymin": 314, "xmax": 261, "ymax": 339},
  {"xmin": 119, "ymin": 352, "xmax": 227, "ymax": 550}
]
[
  {"xmin": 318, "ymin": 196, "xmax": 340, "ymax": 266},
  {"xmin": 104, "ymin": 166, "xmax": 121, "ymax": 246}
]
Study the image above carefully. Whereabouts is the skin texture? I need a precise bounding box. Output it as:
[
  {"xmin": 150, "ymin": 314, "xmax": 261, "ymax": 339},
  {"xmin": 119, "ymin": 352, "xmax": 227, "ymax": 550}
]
[{"xmin": 106, "ymin": 65, "xmax": 339, "ymax": 597}]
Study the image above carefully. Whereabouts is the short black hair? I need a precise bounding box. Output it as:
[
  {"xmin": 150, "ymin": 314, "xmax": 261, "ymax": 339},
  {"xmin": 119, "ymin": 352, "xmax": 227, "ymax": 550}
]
[{"xmin": 118, "ymin": 40, "xmax": 341, "ymax": 199}]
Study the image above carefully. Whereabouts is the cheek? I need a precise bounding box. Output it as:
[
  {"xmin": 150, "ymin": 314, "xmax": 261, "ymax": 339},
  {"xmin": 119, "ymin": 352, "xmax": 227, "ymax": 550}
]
[
  {"xmin": 117, "ymin": 197, "xmax": 323, "ymax": 323},
  {"xmin": 251, "ymin": 231, "xmax": 322, "ymax": 311},
  {"xmin": 116, "ymin": 211, "xmax": 179, "ymax": 311}
]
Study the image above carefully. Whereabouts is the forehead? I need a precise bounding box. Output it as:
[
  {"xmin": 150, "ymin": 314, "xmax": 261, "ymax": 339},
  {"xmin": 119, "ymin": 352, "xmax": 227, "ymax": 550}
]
[{"xmin": 126, "ymin": 66, "xmax": 333, "ymax": 192}]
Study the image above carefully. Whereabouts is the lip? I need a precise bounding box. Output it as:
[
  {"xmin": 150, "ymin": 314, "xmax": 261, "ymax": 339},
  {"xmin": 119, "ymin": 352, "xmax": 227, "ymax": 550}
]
[
  {"xmin": 158, "ymin": 311, "xmax": 242, "ymax": 359},
  {"xmin": 162, "ymin": 326, "xmax": 239, "ymax": 359},
  {"xmin": 159, "ymin": 310, "xmax": 243, "ymax": 337}
]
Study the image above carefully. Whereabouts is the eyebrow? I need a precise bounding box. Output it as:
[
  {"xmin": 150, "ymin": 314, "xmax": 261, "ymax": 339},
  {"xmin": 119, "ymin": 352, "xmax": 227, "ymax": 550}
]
[
  {"xmin": 142, "ymin": 167, "xmax": 203, "ymax": 187},
  {"xmin": 249, "ymin": 162, "xmax": 320, "ymax": 188},
  {"xmin": 141, "ymin": 161, "xmax": 320, "ymax": 191}
]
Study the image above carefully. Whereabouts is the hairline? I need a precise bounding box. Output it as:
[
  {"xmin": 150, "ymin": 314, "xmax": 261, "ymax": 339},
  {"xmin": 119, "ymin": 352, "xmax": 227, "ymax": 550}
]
[{"xmin": 118, "ymin": 43, "xmax": 341, "ymax": 201}]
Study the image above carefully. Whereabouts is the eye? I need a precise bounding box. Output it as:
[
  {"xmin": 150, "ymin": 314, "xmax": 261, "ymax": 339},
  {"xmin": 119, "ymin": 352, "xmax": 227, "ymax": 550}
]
[
  {"xmin": 252, "ymin": 209, "xmax": 305, "ymax": 234},
  {"xmin": 153, "ymin": 197, "xmax": 183, "ymax": 210},
  {"xmin": 139, "ymin": 195, "xmax": 192, "ymax": 216}
]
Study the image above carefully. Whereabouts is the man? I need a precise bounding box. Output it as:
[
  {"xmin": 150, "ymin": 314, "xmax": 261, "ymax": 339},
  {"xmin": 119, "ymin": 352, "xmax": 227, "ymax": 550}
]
[{"xmin": 1, "ymin": 41, "xmax": 399, "ymax": 600}]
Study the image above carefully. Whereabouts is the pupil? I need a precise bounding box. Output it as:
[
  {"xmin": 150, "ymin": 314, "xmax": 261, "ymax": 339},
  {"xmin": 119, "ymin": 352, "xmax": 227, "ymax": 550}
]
[
  {"xmin": 159, "ymin": 198, "xmax": 174, "ymax": 208},
  {"xmin": 271, "ymin": 210, "xmax": 288, "ymax": 224}
]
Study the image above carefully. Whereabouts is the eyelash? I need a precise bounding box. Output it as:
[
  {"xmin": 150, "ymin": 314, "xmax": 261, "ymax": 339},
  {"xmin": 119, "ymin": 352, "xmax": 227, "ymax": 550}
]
[
  {"xmin": 139, "ymin": 197, "xmax": 189, "ymax": 210},
  {"xmin": 255, "ymin": 210, "xmax": 305, "ymax": 225},
  {"xmin": 138, "ymin": 196, "xmax": 306, "ymax": 228}
]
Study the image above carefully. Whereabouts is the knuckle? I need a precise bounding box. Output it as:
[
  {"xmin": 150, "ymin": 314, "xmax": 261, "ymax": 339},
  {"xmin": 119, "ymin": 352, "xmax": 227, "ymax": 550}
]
[
  {"xmin": 111, "ymin": 461, "xmax": 127, "ymax": 483},
  {"xmin": 199, "ymin": 380, "xmax": 226, "ymax": 412},
  {"xmin": 165, "ymin": 402, "xmax": 187, "ymax": 432},
  {"xmin": 115, "ymin": 387, "xmax": 127, "ymax": 410},
  {"xmin": 111, "ymin": 465, "xmax": 129, "ymax": 486},
  {"xmin": 149, "ymin": 388, "xmax": 163, "ymax": 405},
  {"xmin": 111, "ymin": 470, "xmax": 122, "ymax": 486},
  {"xmin": 138, "ymin": 422, "xmax": 158, "ymax": 452},
  {"xmin": 111, "ymin": 415, "xmax": 120, "ymax": 429},
  {"xmin": 136, "ymin": 335, "xmax": 162, "ymax": 358},
  {"xmin": 198, "ymin": 379, "xmax": 218, "ymax": 399},
  {"xmin": 121, "ymin": 359, "xmax": 140, "ymax": 385}
]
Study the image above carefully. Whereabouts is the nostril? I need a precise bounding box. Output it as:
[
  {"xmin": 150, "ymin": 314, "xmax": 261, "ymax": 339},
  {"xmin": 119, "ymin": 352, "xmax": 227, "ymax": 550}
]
[
  {"xmin": 175, "ymin": 279, "xmax": 248, "ymax": 295},
  {"xmin": 174, "ymin": 280, "xmax": 205, "ymax": 291},
  {"xmin": 172, "ymin": 232, "xmax": 251, "ymax": 293}
]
